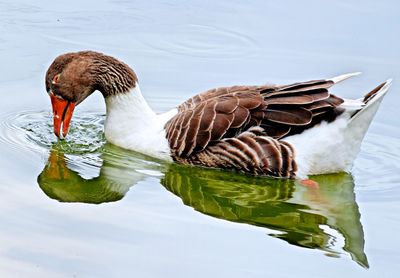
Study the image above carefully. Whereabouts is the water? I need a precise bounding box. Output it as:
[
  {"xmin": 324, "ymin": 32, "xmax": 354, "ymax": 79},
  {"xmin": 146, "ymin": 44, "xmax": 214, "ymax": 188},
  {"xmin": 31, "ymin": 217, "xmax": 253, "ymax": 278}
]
[{"xmin": 0, "ymin": 0, "xmax": 399, "ymax": 277}]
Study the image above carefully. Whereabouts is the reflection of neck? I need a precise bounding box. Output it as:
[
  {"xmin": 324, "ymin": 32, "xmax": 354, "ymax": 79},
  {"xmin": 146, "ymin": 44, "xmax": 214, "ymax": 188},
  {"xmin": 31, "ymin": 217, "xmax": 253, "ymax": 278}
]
[{"xmin": 104, "ymin": 85, "xmax": 177, "ymax": 160}]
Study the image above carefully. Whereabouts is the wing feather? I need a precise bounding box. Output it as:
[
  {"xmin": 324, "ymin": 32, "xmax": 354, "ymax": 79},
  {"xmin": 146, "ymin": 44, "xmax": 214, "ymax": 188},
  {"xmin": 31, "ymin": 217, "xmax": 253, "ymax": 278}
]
[
  {"xmin": 165, "ymin": 77, "xmax": 345, "ymax": 163},
  {"xmin": 265, "ymin": 107, "xmax": 313, "ymax": 125}
]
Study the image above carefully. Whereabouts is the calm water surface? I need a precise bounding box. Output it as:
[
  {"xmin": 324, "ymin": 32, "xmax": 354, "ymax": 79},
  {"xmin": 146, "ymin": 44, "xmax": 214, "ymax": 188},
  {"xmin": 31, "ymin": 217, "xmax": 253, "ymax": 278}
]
[{"xmin": 0, "ymin": 0, "xmax": 399, "ymax": 277}]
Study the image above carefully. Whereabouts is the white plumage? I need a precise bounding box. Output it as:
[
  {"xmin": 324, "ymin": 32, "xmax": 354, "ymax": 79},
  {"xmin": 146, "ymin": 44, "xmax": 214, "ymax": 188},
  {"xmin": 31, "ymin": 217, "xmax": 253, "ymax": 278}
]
[
  {"xmin": 101, "ymin": 73, "xmax": 391, "ymax": 178},
  {"xmin": 285, "ymin": 78, "xmax": 391, "ymax": 177},
  {"xmin": 104, "ymin": 85, "xmax": 176, "ymax": 160}
]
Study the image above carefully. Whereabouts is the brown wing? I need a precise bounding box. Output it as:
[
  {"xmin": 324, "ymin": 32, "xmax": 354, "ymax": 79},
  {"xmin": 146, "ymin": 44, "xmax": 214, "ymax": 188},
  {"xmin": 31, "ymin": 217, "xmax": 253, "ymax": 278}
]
[
  {"xmin": 165, "ymin": 78, "xmax": 343, "ymax": 159},
  {"xmin": 174, "ymin": 127, "xmax": 298, "ymax": 178}
]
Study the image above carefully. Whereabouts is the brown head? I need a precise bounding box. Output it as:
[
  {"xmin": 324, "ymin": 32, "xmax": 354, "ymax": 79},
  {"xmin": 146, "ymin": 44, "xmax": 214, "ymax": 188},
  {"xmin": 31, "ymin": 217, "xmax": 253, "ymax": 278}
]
[{"xmin": 45, "ymin": 51, "xmax": 138, "ymax": 138}]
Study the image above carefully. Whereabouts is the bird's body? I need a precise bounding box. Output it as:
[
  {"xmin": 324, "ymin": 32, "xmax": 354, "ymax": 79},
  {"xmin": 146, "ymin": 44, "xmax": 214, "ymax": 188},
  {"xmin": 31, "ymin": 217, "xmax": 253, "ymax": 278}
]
[{"xmin": 45, "ymin": 51, "xmax": 391, "ymax": 178}]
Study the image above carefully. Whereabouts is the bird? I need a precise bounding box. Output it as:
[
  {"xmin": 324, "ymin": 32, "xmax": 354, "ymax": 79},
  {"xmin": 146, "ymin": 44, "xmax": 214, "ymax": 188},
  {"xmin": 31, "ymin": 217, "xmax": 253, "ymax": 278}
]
[{"xmin": 45, "ymin": 51, "xmax": 392, "ymax": 178}]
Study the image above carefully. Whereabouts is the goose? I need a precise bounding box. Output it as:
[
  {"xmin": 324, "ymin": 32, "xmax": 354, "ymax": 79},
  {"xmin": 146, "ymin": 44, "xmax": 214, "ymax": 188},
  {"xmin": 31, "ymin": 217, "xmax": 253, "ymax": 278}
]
[{"xmin": 45, "ymin": 51, "xmax": 392, "ymax": 178}]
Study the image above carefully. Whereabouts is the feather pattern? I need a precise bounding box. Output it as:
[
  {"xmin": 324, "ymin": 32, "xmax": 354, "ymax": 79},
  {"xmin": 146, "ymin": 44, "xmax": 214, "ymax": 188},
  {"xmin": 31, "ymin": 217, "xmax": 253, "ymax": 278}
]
[
  {"xmin": 45, "ymin": 51, "xmax": 390, "ymax": 179},
  {"xmin": 174, "ymin": 127, "xmax": 297, "ymax": 178},
  {"xmin": 164, "ymin": 78, "xmax": 345, "ymax": 176}
]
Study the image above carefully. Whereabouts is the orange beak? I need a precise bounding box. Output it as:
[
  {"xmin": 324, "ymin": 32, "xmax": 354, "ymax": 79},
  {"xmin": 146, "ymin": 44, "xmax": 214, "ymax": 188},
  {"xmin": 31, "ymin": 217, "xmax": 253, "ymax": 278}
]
[{"xmin": 50, "ymin": 94, "xmax": 76, "ymax": 138}]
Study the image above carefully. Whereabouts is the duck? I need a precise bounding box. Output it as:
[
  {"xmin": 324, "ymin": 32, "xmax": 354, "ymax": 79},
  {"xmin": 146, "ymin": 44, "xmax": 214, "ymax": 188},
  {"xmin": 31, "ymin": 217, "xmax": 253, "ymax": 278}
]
[{"xmin": 45, "ymin": 51, "xmax": 392, "ymax": 178}]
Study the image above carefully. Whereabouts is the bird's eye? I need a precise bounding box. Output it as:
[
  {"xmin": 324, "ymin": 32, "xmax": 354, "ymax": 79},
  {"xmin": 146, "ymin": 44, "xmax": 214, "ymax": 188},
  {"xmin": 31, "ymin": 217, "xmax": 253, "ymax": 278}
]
[{"xmin": 52, "ymin": 74, "xmax": 61, "ymax": 84}]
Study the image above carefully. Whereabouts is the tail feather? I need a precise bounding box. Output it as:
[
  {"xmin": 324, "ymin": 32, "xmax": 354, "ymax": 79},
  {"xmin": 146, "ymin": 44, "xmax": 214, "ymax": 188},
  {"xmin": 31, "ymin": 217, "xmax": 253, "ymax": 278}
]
[
  {"xmin": 342, "ymin": 79, "xmax": 392, "ymax": 169},
  {"xmin": 284, "ymin": 77, "xmax": 392, "ymax": 176},
  {"xmin": 362, "ymin": 79, "xmax": 393, "ymax": 104},
  {"xmin": 350, "ymin": 79, "xmax": 392, "ymax": 123},
  {"xmin": 329, "ymin": 72, "xmax": 362, "ymax": 84},
  {"xmin": 363, "ymin": 82, "xmax": 386, "ymax": 103}
]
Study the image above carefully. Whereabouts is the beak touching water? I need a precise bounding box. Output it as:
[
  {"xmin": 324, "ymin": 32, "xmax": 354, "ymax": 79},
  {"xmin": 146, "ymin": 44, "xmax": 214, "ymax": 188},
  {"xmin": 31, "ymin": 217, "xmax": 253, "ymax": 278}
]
[{"xmin": 50, "ymin": 93, "xmax": 76, "ymax": 138}]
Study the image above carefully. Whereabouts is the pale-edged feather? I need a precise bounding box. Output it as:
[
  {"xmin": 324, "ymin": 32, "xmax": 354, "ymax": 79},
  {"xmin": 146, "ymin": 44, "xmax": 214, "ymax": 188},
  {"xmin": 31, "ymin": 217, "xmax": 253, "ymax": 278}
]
[
  {"xmin": 264, "ymin": 94, "xmax": 314, "ymax": 105},
  {"xmin": 264, "ymin": 107, "xmax": 313, "ymax": 125},
  {"xmin": 165, "ymin": 77, "xmax": 348, "ymax": 176}
]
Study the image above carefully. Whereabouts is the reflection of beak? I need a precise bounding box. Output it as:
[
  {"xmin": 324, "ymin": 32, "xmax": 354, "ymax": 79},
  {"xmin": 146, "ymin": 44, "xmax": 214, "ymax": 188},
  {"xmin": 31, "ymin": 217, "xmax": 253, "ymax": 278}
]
[
  {"xmin": 50, "ymin": 93, "xmax": 76, "ymax": 138},
  {"xmin": 45, "ymin": 149, "xmax": 70, "ymax": 179}
]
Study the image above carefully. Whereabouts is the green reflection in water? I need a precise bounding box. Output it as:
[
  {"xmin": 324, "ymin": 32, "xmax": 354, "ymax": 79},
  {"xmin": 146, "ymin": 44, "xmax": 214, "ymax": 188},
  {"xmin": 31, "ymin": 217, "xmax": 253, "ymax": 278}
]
[
  {"xmin": 37, "ymin": 143, "xmax": 161, "ymax": 204},
  {"xmin": 37, "ymin": 143, "xmax": 368, "ymax": 268},
  {"xmin": 162, "ymin": 164, "xmax": 368, "ymax": 268}
]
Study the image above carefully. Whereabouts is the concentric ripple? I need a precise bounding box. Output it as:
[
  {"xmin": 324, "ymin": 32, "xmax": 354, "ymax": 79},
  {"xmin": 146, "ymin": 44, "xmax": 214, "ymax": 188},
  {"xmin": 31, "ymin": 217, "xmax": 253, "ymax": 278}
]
[
  {"xmin": 0, "ymin": 110, "xmax": 164, "ymax": 204},
  {"xmin": 0, "ymin": 110, "xmax": 165, "ymax": 172},
  {"xmin": 0, "ymin": 110, "xmax": 106, "ymax": 156}
]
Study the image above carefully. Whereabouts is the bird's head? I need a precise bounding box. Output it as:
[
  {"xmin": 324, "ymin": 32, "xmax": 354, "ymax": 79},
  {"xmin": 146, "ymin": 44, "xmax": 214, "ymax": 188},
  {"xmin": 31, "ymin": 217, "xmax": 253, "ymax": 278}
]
[{"xmin": 45, "ymin": 51, "xmax": 137, "ymax": 138}]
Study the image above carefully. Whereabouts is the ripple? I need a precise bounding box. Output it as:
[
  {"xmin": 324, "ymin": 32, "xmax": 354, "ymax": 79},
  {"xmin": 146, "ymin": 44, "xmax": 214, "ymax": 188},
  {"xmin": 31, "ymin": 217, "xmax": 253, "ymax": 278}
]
[
  {"xmin": 0, "ymin": 110, "xmax": 165, "ymax": 204},
  {"xmin": 0, "ymin": 110, "xmax": 106, "ymax": 156},
  {"xmin": 0, "ymin": 109, "xmax": 163, "ymax": 179},
  {"xmin": 2, "ymin": 110, "xmax": 398, "ymax": 202},
  {"xmin": 141, "ymin": 24, "xmax": 259, "ymax": 59},
  {"xmin": 353, "ymin": 128, "xmax": 400, "ymax": 200}
]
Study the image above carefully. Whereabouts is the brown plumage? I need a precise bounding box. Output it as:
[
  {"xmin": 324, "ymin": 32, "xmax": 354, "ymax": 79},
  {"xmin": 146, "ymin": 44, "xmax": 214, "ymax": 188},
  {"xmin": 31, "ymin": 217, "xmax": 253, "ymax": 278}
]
[
  {"xmin": 165, "ymin": 79, "xmax": 344, "ymax": 177},
  {"xmin": 174, "ymin": 127, "xmax": 298, "ymax": 178},
  {"xmin": 46, "ymin": 51, "xmax": 137, "ymax": 103},
  {"xmin": 44, "ymin": 51, "xmax": 390, "ymax": 179}
]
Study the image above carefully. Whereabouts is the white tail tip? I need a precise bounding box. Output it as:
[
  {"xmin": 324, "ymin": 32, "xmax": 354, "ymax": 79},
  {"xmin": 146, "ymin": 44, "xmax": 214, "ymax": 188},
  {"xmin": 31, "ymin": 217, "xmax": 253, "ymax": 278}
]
[
  {"xmin": 373, "ymin": 78, "xmax": 393, "ymax": 98},
  {"xmin": 329, "ymin": 72, "xmax": 362, "ymax": 84},
  {"xmin": 385, "ymin": 78, "xmax": 393, "ymax": 87}
]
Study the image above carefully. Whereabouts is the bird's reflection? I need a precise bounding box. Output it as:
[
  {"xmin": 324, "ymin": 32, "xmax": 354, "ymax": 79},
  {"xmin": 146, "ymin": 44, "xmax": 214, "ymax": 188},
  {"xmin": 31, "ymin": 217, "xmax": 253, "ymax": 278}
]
[
  {"xmin": 37, "ymin": 143, "xmax": 368, "ymax": 267},
  {"xmin": 37, "ymin": 143, "xmax": 160, "ymax": 204},
  {"xmin": 162, "ymin": 164, "xmax": 369, "ymax": 268}
]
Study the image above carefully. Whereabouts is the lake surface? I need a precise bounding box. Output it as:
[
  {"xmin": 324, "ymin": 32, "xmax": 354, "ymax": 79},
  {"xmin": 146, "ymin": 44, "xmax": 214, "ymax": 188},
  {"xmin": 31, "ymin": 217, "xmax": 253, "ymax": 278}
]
[{"xmin": 0, "ymin": 0, "xmax": 399, "ymax": 277}]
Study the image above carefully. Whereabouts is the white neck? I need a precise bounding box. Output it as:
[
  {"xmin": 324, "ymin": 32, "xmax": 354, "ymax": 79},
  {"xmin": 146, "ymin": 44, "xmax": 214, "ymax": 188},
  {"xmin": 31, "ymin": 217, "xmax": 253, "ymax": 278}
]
[{"xmin": 104, "ymin": 84, "xmax": 177, "ymax": 160}]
